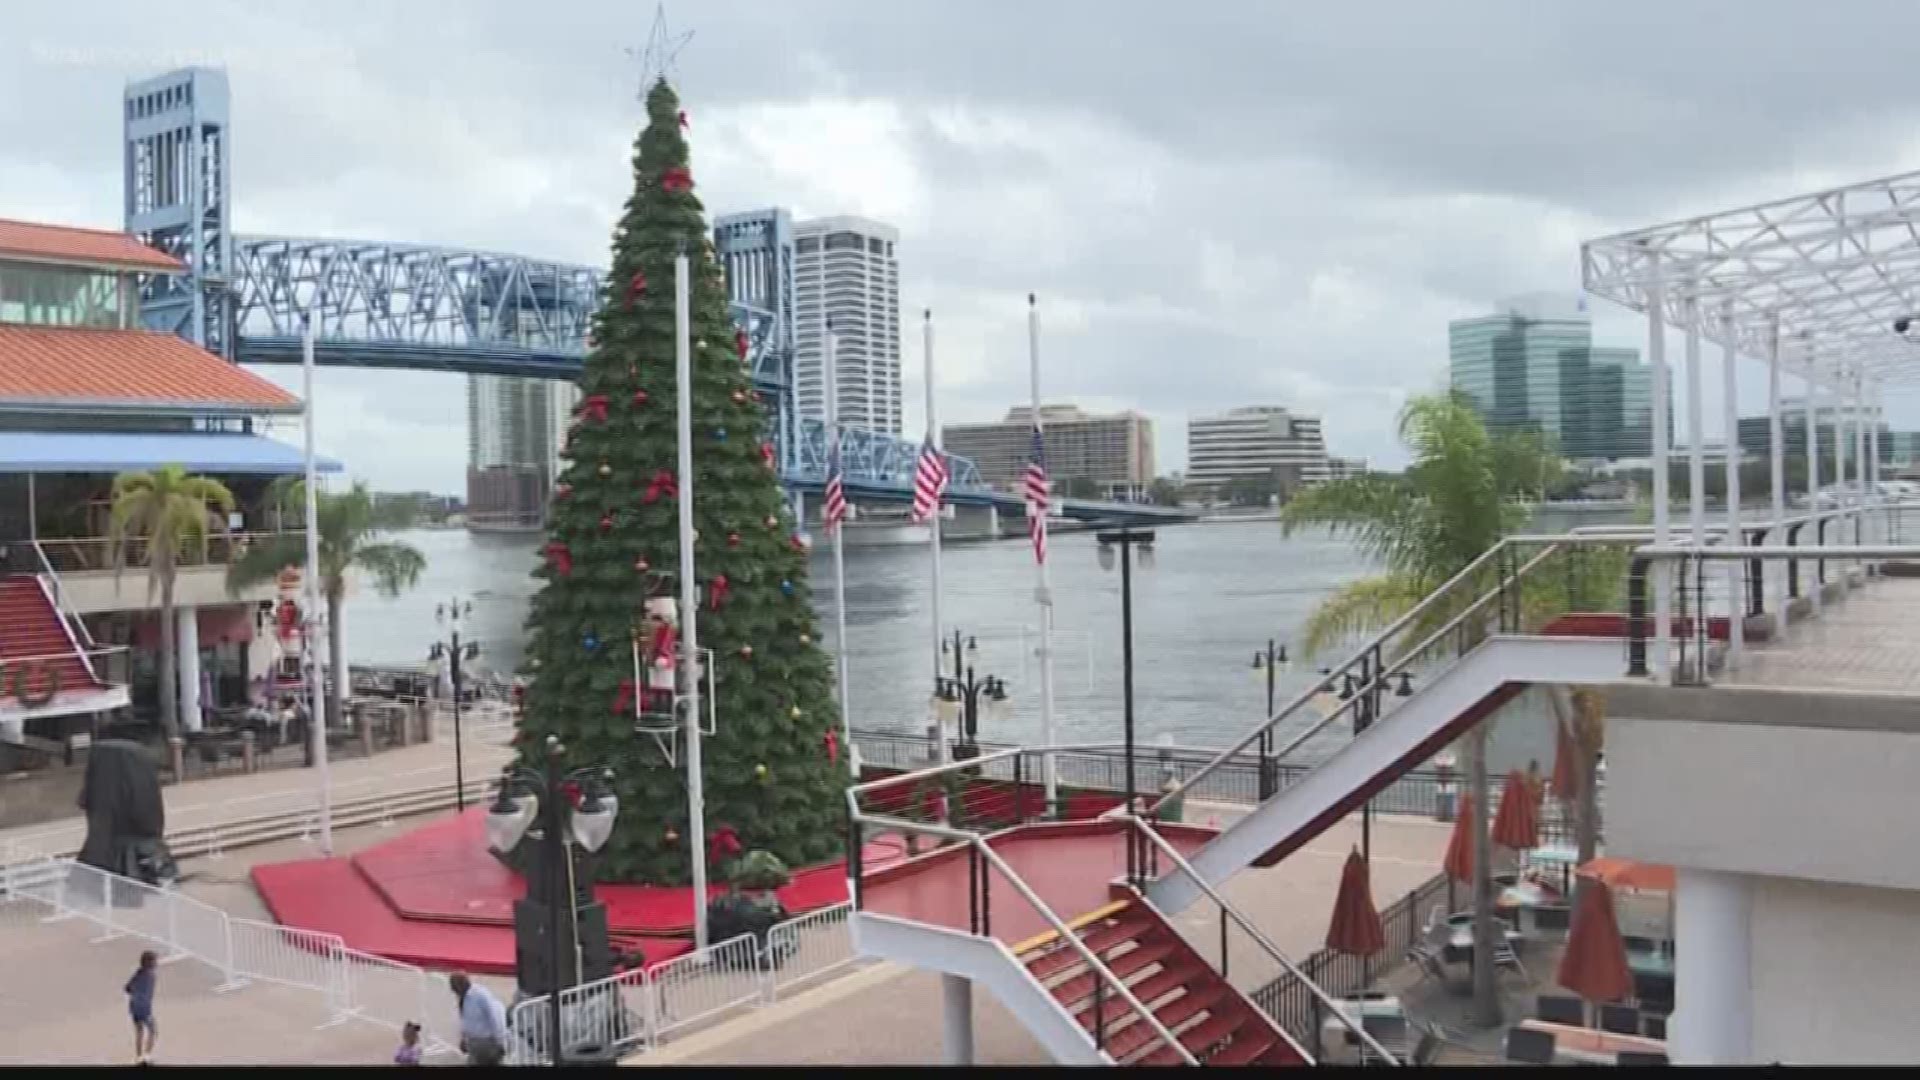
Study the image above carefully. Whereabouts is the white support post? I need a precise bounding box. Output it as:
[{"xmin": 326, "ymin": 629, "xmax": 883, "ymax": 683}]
[
  {"xmin": 674, "ymin": 248, "xmax": 708, "ymax": 952},
  {"xmin": 177, "ymin": 606, "xmax": 203, "ymax": 734},
  {"xmin": 1028, "ymin": 295, "xmax": 1058, "ymax": 810},
  {"xmin": 1805, "ymin": 373, "xmax": 1823, "ymax": 614},
  {"xmin": 1669, "ymin": 868, "xmax": 1754, "ymax": 1064},
  {"xmin": 1766, "ymin": 317, "xmax": 1787, "ymax": 639},
  {"xmin": 1684, "ymin": 296, "xmax": 1706, "ymax": 553},
  {"xmin": 827, "ymin": 321, "xmax": 857, "ymax": 772},
  {"xmin": 942, "ymin": 973, "xmax": 974, "ymax": 1066},
  {"xmin": 1719, "ymin": 305, "xmax": 1742, "ymax": 666},
  {"xmin": 923, "ymin": 311, "xmax": 946, "ymax": 769},
  {"xmin": 301, "ymin": 318, "xmax": 332, "ymax": 856},
  {"xmin": 1647, "ymin": 262, "xmax": 1673, "ymax": 681},
  {"xmin": 1854, "ymin": 373, "xmax": 1868, "ymax": 557}
]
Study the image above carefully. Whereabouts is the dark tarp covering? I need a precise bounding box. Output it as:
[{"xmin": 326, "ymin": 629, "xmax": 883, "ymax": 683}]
[{"xmin": 74, "ymin": 740, "xmax": 176, "ymax": 888}]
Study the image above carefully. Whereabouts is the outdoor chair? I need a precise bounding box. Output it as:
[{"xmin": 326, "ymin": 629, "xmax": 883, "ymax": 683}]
[
  {"xmin": 1535, "ymin": 994, "xmax": 1586, "ymax": 1026},
  {"xmin": 1618, "ymin": 1050, "xmax": 1670, "ymax": 1066},
  {"xmin": 1623, "ymin": 935, "xmax": 1660, "ymax": 953},
  {"xmin": 1405, "ymin": 943, "xmax": 1448, "ymax": 986},
  {"xmin": 1504, "ymin": 1026, "xmax": 1557, "ymax": 1064},
  {"xmin": 1493, "ymin": 941, "xmax": 1529, "ymax": 983},
  {"xmin": 1598, "ymin": 1003, "xmax": 1642, "ymax": 1036}
]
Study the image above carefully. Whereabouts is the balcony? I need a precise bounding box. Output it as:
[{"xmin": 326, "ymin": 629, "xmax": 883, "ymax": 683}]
[{"xmin": 28, "ymin": 532, "xmax": 300, "ymax": 615}]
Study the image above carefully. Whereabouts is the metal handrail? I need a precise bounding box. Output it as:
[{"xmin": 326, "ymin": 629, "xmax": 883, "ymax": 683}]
[
  {"xmin": 1149, "ymin": 531, "xmax": 1645, "ymax": 815},
  {"xmin": 1121, "ymin": 814, "xmax": 1396, "ymax": 1066},
  {"xmin": 0, "ymin": 644, "xmax": 130, "ymax": 667},
  {"xmin": 28, "ymin": 540, "xmax": 99, "ymax": 651},
  {"xmin": 849, "ymin": 812, "xmax": 1198, "ymax": 1064}
]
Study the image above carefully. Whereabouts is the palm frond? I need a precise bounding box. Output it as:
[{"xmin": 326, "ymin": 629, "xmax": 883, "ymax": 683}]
[
  {"xmin": 1296, "ymin": 573, "xmax": 1430, "ymax": 659},
  {"xmin": 226, "ymin": 534, "xmax": 309, "ymax": 596},
  {"xmin": 353, "ymin": 541, "xmax": 428, "ymax": 598}
]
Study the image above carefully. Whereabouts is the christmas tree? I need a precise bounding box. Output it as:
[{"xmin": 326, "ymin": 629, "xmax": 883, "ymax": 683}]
[{"xmin": 515, "ymin": 79, "xmax": 848, "ymax": 885}]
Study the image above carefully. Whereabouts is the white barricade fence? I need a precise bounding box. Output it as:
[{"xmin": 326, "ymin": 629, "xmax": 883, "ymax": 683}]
[
  {"xmin": 332, "ymin": 946, "xmax": 459, "ymax": 1059},
  {"xmin": 765, "ymin": 900, "xmax": 856, "ymax": 996},
  {"xmin": 504, "ymin": 968, "xmax": 652, "ymax": 1065},
  {"xmin": 647, "ymin": 932, "xmax": 765, "ymax": 1045},
  {"xmin": 227, "ymin": 917, "xmax": 349, "ymax": 1012}
]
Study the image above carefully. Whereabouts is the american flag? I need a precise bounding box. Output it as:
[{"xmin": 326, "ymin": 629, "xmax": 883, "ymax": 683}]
[
  {"xmin": 909, "ymin": 437, "xmax": 948, "ymax": 524},
  {"xmin": 1023, "ymin": 425, "xmax": 1050, "ymax": 563},
  {"xmin": 824, "ymin": 430, "xmax": 847, "ymax": 534}
]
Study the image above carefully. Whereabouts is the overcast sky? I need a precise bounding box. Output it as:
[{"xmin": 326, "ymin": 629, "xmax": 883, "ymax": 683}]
[{"xmin": 11, "ymin": 1, "xmax": 1920, "ymax": 493}]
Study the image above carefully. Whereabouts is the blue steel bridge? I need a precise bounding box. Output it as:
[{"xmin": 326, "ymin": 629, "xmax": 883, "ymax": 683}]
[{"xmin": 125, "ymin": 69, "xmax": 1182, "ymax": 525}]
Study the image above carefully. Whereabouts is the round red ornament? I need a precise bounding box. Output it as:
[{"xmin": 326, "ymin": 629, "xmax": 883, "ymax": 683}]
[
  {"xmin": 632, "ymin": 389, "xmax": 649, "ymax": 407},
  {"xmin": 634, "ymin": 555, "xmax": 650, "ymax": 572},
  {"xmin": 727, "ymin": 531, "xmax": 741, "ymax": 547},
  {"xmin": 739, "ymin": 644, "xmax": 754, "ymax": 659}
]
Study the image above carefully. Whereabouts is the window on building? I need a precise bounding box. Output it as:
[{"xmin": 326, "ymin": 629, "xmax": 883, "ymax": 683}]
[{"xmin": 0, "ymin": 262, "xmax": 127, "ymax": 328}]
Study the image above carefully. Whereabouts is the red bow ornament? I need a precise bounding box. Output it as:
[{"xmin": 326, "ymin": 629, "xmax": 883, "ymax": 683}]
[
  {"xmin": 709, "ymin": 823, "xmax": 742, "ymax": 865},
  {"xmin": 627, "ymin": 270, "xmax": 647, "ymax": 301},
  {"xmin": 824, "ymin": 728, "xmax": 839, "ymax": 765},
  {"xmin": 760, "ymin": 442, "xmax": 776, "ymax": 469},
  {"xmin": 612, "ymin": 678, "xmax": 635, "ymax": 715},
  {"xmin": 544, "ymin": 542, "xmax": 573, "ymax": 577},
  {"xmin": 661, "ymin": 166, "xmax": 694, "ymax": 194},
  {"xmin": 734, "ymin": 328, "xmax": 750, "ymax": 360},
  {"xmin": 644, "ymin": 470, "xmax": 678, "ymax": 504},
  {"xmin": 708, "ymin": 574, "xmax": 730, "ymax": 611},
  {"xmin": 677, "ymin": 108, "xmax": 689, "ymax": 130},
  {"xmin": 577, "ymin": 394, "xmax": 609, "ymax": 424}
]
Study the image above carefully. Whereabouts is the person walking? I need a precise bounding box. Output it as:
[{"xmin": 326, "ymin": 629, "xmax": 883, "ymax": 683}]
[
  {"xmin": 124, "ymin": 949, "xmax": 159, "ymax": 1064},
  {"xmin": 392, "ymin": 1021, "xmax": 424, "ymax": 1065},
  {"xmin": 448, "ymin": 972, "xmax": 508, "ymax": 1066}
]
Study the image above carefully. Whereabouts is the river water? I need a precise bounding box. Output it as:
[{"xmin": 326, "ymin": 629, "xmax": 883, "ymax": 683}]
[{"xmin": 342, "ymin": 517, "xmax": 1611, "ymax": 773}]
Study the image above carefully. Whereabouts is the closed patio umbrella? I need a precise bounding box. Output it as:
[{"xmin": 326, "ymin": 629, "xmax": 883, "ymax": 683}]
[
  {"xmin": 1555, "ymin": 878, "xmax": 1634, "ymax": 1004},
  {"xmin": 1325, "ymin": 847, "xmax": 1386, "ymax": 957},
  {"xmin": 1492, "ymin": 769, "xmax": 1540, "ymax": 852},
  {"xmin": 1443, "ymin": 791, "xmax": 1475, "ymax": 883},
  {"xmin": 1550, "ymin": 718, "xmax": 1580, "ymax": 811}
]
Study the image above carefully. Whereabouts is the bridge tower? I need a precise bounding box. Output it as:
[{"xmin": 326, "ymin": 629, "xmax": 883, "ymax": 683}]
[
  {"xmin": 123, "ymin": 68, "xmax": 233, "ymax": 357},
  {"xmin": 715, "ymin": 209, "xmax": 798, "ymax": 474}
]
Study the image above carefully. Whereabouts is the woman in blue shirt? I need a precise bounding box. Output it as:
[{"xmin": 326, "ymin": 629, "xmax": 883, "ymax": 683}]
[{"xmin": 124, "ymin": 949, "xmax": 158, "ymax": 1064}]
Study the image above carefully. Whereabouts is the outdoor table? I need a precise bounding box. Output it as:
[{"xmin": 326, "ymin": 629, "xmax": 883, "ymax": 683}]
[
  {"xmin": 1527, "ymin": 841, "xmax": 1580, "ymax": 893},
  {"xmin": 1440, "ymin": 913, "xmax": 1523, "ymax": 963},
  {"xmin": 1319, "ymin": 996, "xmax": 1405, "ymax": 1065},
  {"xmin": 1517, "ymin": 1018, "xmax": 1665, "ymax": 1064}
]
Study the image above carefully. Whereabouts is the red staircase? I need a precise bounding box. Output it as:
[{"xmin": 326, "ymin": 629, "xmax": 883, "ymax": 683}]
[
  {"xmin": 0, "ymin": 576, "xmax": 100, "ymax": 701},
  {"xmin": 1015, "ymin": 899, "xmax": 1307, "ymax": 1066}
]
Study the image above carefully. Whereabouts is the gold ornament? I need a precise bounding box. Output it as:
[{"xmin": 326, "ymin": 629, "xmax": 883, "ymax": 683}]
[
  {"xmin": 799, "ymin": 633, "xmax": 811, "ymax": 645},
  {"xmin": 755, "ymin": 763, "xmax": 769, "ymax": 779},
  {"xmin": 789, "ymin": 705, "xmax": 802, "ymax": 720},
  {"xmin": 598, "ymin": 461, "xmax": 612, "ymax": 478},
  {"xmin": 697, "ymin": 339, "xmax": 707, "ymax": 350}
]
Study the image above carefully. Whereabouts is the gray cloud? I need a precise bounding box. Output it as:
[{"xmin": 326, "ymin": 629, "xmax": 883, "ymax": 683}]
[{"xmin": 9, "ymin": 0, "xmax": 1920, "ymax": 490}]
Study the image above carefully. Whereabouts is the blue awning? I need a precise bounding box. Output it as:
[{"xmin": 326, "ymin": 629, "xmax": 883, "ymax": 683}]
[{"xmin": 0, "ymin": 431, "xmax": 343, "ymax": 475}]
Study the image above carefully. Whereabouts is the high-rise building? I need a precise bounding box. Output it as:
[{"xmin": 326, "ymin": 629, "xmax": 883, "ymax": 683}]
[
  {"xmin": 1449, "ymin": 294, "xmax": 1657, "ymax": 462},
  {"xmin": 943, "ymin": 405, "xmax": 1154, "ymax": 500},
  {"xmin": 1185, "ymin": 406, "xmax": 1333, "ymax": 496},
  {"xmin": 793, "ymin": 216, "xmax": 901, "ymax": 435},
  {"xmin": 465, "ymin": 375, "xmax": 577, "ymax": 531},
  {"xmin": 1736, "ymin": 398, "xmax": 1894, "ymax": 466}
]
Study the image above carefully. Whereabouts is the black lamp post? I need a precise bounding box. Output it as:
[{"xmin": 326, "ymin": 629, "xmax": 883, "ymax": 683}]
[
  {"xmin": 485, "ymin": 737, "xmax": 618, "ymax": 1067},
  {"xmin": 934, "ymin": 630, "xmax": 1010, "ymax": 760},
  {"xmin": 430, "ymin": 599, "xmax": 481, "ymax": 811},
  {"xmin": 1336, "ymin": 657, "xmax": 1415, "ymax": 864},
  {"xmin": 1096, "ymin": 525, "xmax": 1155, "ymax": 888},
  {"xmin": 1249, "ymin": 640, "xmax": 1289, "ymax": 800}
]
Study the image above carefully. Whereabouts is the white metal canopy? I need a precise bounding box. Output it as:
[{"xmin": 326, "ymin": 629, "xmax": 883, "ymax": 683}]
[{"xmin": 1583, "ymin": 169, "xmax": 1920, "ymax": 385}]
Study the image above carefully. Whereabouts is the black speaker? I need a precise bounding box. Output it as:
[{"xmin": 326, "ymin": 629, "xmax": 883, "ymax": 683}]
[{"xmin": 513, "ymin": 899, "xmax": 615, "ymax": 998}]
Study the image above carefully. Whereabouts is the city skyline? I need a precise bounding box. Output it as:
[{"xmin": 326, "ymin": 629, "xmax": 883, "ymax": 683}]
[{"xmin": 11, "ymin": 3, "xmax": 1920, "ymax": 493}]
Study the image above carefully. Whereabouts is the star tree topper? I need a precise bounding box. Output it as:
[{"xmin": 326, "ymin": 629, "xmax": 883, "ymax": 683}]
[{"xmin": 627, "ymin": 4, "xmax": 695, "ymax": 97}]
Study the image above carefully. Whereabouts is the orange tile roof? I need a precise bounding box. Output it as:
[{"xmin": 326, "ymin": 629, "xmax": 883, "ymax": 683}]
[
  {"xmin": 0, "ymin": 218, "xmax": 185, "ymax": 274},
  {"xmin": 0, "ymin": 325, "xmax": 302, "ymax": 414}
]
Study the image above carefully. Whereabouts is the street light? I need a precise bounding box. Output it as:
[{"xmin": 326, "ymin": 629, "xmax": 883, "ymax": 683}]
[
  {"xmin": 1095, "ymin": 525, "xmax": 1154, "ymax": 888},
  {"xmin": 933, "ymin": 630, "xmax": 1011, "ymax": 760},
  {"xmin": 1250, "ymin": 639, "xmax": 1290, "ymax": 800},
  {"xmin": 486, "ymin": 736, "xmax": 618, "ymax": 1067},
  {"xmin": 430, "ymin": 599, "xmax": 482, "ymax": 811}
]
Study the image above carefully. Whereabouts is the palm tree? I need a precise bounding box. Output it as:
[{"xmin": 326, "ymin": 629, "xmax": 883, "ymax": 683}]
[
  {"xmin": 108, "ymin": 466, "xmax": 239, "ymax": 740},
  {"xmin": 1280, "ymin": 393, "xmax": 1567, "ymax": 1027},
  {"xmin": 227, "ymin": 480, "xmax": 426, "ymax": 737}
]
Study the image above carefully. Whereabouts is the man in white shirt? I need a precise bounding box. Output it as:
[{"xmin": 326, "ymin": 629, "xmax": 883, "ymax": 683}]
[{"xmin": 448, "ymin": 972, "xmax": 508, "ymax": 1065}]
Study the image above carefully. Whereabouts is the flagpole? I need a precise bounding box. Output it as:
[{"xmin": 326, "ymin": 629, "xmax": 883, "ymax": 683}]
[
  {"xmin": 924, "ymin": 309, "xmax": 949, "ymax": 768},
  {"xmin": 1029, "ymin": 294, "xmax": 1058, "ymax": 814},
  {"xmin": 301, "ymin": 316, "xmax": 332, "ymax": 856},
  {"xmin": 828, "ymin": 319, "xmax": 855, "ymax": 776},
  {"xmin": 675, "ymin": 246, "xmax": 708, "ymax": 951}
]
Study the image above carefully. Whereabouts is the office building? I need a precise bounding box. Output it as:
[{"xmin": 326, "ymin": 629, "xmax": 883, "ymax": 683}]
[
  {"xmin": 943, "ymin": 405, "xmax": 1154, "ymax": 500},
  {"xmin": 465, "ymin": 375, "xmax": 577, "ymax": 531},
  {"xmin": 1449, "ymin": 294, "xmax": 1657, "ymax": 462},
  {"xmin": 793, "ymin": 216, "xmax": 901, "ymax": 436},
  {"xmin": 1185, "ymin": 406, "xmax": 1334, "ymax": 496},
  {"xmin": 1736, "ymin": 398, "xmax": 1894, "ymax": 468}
]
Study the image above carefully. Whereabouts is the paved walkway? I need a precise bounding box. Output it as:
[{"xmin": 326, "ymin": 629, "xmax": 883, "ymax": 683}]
[
  {"xmin": 640, "ymin": 807, "xmax": 1451, "ymax": 1067},
  {"xmin": 1728, "ymin": 573, "xmax": 1920, "ymax": 692}
]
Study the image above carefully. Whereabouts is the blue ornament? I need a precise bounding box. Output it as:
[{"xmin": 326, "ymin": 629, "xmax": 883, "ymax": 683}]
[
  {"xmin": 712, "ymin": 426, "xmax": 728, "ymax": 442},
  {"xmin": 583, "ymin": 632, "xmax": 601, "ymax": 652},
  {"xmin": 780, "ymin": 579, "xmax": 794, "ymax": 596}
]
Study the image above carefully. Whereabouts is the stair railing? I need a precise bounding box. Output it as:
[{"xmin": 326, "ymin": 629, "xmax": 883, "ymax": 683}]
[
  {"xmin": 1122, "ymin": 814, "xmax": 1395, "ymax": 1066},
  {"xmin": 28, "ymin": 540, "xmax": 102, "ymax": 683}
]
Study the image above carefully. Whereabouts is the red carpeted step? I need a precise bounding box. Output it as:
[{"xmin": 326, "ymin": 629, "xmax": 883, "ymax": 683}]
[
  {"xmin": 1049, "ymin": 939, "xmax": 1178, "ymax": 1007},
  {"xmin": 1208, "ymin": 1027, "xmax": 1281, "ymax": 1066},
  {"xmin": 1024, "ymin": 912, "xmax": 1155, "ymax": 980},
  {"xmin": 1068, "ymin": 960, "xmax": 1202, "ymax": 1018}
]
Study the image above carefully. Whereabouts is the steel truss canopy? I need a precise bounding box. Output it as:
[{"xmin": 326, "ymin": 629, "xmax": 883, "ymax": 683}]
[{"xmin": 1583, "ymin": 169, "xmax": 1920, "ymax": 387}]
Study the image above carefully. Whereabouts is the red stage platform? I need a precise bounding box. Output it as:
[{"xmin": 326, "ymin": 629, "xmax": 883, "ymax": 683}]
[{"xmin": 251, "ymin": 808, "xmax": 904, "ymax": 975}]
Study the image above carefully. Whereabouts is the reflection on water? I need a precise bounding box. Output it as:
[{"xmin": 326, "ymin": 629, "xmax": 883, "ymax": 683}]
[{"xmin": 344, "ymin": 518, "xmax": 1591, "ymax": 771}]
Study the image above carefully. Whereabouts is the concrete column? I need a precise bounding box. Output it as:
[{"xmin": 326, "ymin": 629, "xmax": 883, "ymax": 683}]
[
  {"xmin": 942, "ymin": 973, "xmax": 974, "ymax": 1065},
  {"xmin": 987, "ymin": 503, "xmax": 1000, "ymax": 539},
  {"xmin": 1805, "ymin": 376, "xmax": 1822, "ymax": 614},
  {"xmin": 176, "ymin": 607, "xmax": 202, "ymax": 734},
  {"xmin": 1670, "ymin": 868, "xmax": 1753, "ymax": 1065}
]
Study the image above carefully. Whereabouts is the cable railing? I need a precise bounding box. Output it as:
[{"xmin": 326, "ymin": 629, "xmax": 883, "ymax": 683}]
[
  {"xmin": 1119, "ymin": 813, "xmax": 1393, "ymax": 1065},
  {"xmin": 28, "ymin": 530, "xmax": 306, "ymax": 574}
]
